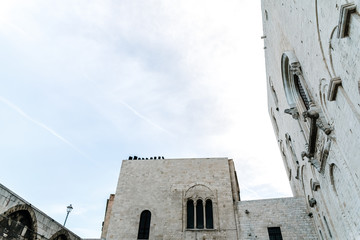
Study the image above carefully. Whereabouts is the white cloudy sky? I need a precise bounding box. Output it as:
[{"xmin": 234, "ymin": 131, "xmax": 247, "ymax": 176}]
[{"xmin": 0, "ymin": 0, "xmax": 291, "ymax": 238}]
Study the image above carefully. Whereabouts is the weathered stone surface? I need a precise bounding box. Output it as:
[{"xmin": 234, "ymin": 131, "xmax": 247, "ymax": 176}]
[
  {"xmin": 105, "ymin": 158, "xmax": 239, "ymax": 240},
  {"xmin": 237, "ymin": 197, "xmax": 317, "ymax": 239},
  {"xmin": 103, "ymin": 158, "xmax": 318, "ymax": 239},
  {"xmin": 262, "ymin": 0, "xmax": 360, "ymax": 238}
]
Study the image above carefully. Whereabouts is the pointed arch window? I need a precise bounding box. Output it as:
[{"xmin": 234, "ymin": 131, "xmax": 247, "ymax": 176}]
[{"xmin": 137, "ymin": 210, "xmax": 151, "ymax": 239}]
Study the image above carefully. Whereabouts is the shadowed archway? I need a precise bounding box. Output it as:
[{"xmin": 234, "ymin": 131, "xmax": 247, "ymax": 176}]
[{"xmin": 0, "ymin": 204, "xmax": 37, "ymax": 240}]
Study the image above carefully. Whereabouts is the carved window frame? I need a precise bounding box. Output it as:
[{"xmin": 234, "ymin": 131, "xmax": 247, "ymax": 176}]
[
  {"xmin": 281, "ymin": 51, "xmax": 313, "ymax": 137},
  {"xmin": 281, "ymin": 51, "xmax": 332, "ymax": 173},
  {"xmin": 185, "ymin": 197, "xmax": 215, "ymax": 231},
  {"xmin": 337, "ymin": 3, "xmax": 357, "ymax": 38},
  {"xmin": 184, "ymin": 184, "xmax": 216, "ymax": 231}
]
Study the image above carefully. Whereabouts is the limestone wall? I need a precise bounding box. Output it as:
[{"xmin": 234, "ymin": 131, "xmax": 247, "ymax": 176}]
[
  {"xmin": 105, "ymin": 158, "xmax": 238, "ymax": 240},
  {"xmin": 262, "ymin": 0, "xmax": 360, "ymax": 238},
  {"xmin": 236, "ymin": 197, "xmax": 317, "ymax": 239}
]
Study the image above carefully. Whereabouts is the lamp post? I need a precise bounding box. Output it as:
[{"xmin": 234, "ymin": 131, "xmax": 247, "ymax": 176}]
[{"xmin": 63, "ymin": 204, "xmax": 73, "ymax": 227}]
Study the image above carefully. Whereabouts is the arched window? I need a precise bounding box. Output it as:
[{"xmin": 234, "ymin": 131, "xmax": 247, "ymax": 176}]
[
  {"xmin": 196, "ymin": 199, "xmax": 204, "ymax": 229},
  {"xmin": 186, "ymin": 199, "xmax": 194, "ymax": 229},
  {"xmin": 137, "ymin": 210, "xmax": 151, "ymax": 239},
  {"xmin": 205, "ymin": 199, "xmax": 213, "ymax": 229},
  {"xmin": 281, "ymin": 51, "xmax": 314, "ymax": 138},
  {"xmin": 281, "ymin": 51, "xmax": 332, "ymax": 171},
  {"xmin": 184, "ymin": 184, "xmax": 216, "ymax": 230},
  {"xmin": 281, "ymin": 51, "xmax": 312, "ymax": 113}
]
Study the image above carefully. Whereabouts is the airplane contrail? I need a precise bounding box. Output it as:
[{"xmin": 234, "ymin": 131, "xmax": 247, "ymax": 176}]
[
  {"xmin": 84, "ymin": 78, "xmax": 174, "ymax": 137},
  {"xmin": 0, "ymin": 96, "xmax": 88, "ymax": 158},
  {"xmin": 119, "ymin": 99, "xmax": 174, "ymax": 136}
]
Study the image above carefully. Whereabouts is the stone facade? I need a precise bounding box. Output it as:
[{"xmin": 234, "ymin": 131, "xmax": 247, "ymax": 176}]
[
  {"xmin": 102, "ymin": 158, "xmax": 318, "ymax": 239},
  {"xmin": 0, "ymin": 184, "xmax": 81, "ymax": 240},
  {"xmin": 105, "ymin": 158, "xmax": 239, "ymax": 240},
  {"xmin": 237, "ymin": 197, "xmax": 317, "ymax": 239},
  {"xmin": 262, "ymin": 0, "xmax": 360, "ymax": 239}
]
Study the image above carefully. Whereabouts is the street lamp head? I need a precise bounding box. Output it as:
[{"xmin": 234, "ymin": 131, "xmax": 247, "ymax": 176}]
[
  {"xmin": 67, "ymin": 204, "xmax": 73, "ymax": 213},
  {"xmin": 64, "ymin": 204, "xmax": 73, "ymax": 226}
]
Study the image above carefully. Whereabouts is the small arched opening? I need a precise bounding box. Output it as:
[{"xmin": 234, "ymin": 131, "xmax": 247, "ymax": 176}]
[
  {"xmin": 205, "ymin": 199, "xmax": 213, "ymax": 229},
  {"xmin": 137, "ymin": 210, "xmax": 151, "ymax": 239}
]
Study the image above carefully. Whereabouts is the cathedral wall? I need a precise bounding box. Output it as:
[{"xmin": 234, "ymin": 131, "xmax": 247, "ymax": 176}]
[
  {"xmin": 105, "ymin": 158, "xmax": 238, "ymax": 240},
  {"xmin": 236, "ymin": 197, "xmax": 317, "ymax": 239},
  {"xmin": 262, "ymin": 0, "xmax": 360, "ymax": 238}
]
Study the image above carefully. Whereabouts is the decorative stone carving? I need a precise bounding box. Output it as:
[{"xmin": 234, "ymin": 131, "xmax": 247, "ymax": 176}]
[
  {"xmin": 316, "ymin": 118, "xmax": 332, "ymax": 135},
  {"xmin": 284, "ymin": 107, "xmax": 299, "ymax": 119},
  {"xmin": 327, "ymin": 77, "xmax": 342, "ymax": 101},
  {"xmin": 295, "ymin": 166, "xmax": 300, "ymax": 180},
  {"xmin": 312, "ymin": 181, "xmax": 320, "ymax": 191},
  {"xmin": 301, "ymin": 104, "xmax": 320, "ymax": 159},
  {"xmin": 302, "ymin": 126, "xmax": 332, "ymax": 173},
  {"xmin": 300, "ymin": 101, "xmax": 332, "ymax": 173},
  {"xmin": 337, "ymin": 3, "xmax": 357, "ymax": 38},
  {"xmin": 308, "ymin": 198, "xmax": 317, "ymax": 207},
  {"xmin": 319, "ymin": 137, "xmax": 332, "ymax": 172},
  {"xmin": 185, "ymin": 184, "xmax": 215, "ymax": 201}
]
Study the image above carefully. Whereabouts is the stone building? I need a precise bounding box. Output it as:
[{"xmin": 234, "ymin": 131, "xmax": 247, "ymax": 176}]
[
  {"xmin": 0, "ymin": 184, "xmax": 81, "ymax": 240},
  {"xmin": 262, "ymin": 0, "xmax": 360, "ymax": 239},
  {"xmin": 3, "ymin": 1, "xmax": 360, "ymax": 239},
  {"xmin": 101, "ymin": 158, "xmax": 317, "ymax": 239}
]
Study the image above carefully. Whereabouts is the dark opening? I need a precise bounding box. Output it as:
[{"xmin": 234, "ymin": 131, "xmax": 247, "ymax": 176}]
[
  {"xmin": 196, "ymin": 200, "xmax": 204, "ymax": 229},
  {"xmin": 137, "ymin": 210, "xmax": 151, "ymax": 239},
  {"xmin": 294, "ymin": 74, "xmax": 310, "ymax": 110},
  {"xmin": 205, "ymin": 199, "xmax": 213, "ymax": 229},
  {"xmin": 268, "ymin": 227, "xmax": 283, "ymax": 240},
  {"xmin": 186, "ymin": 199, "xmax": 194, "ymax": 229},
  {"xmin": 0, "ymin": 210, "xmax": 34, "ymax": 239},
  {"xmin": 55, "ymin": 234, "xmax": 68, "ymax": 240}
]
